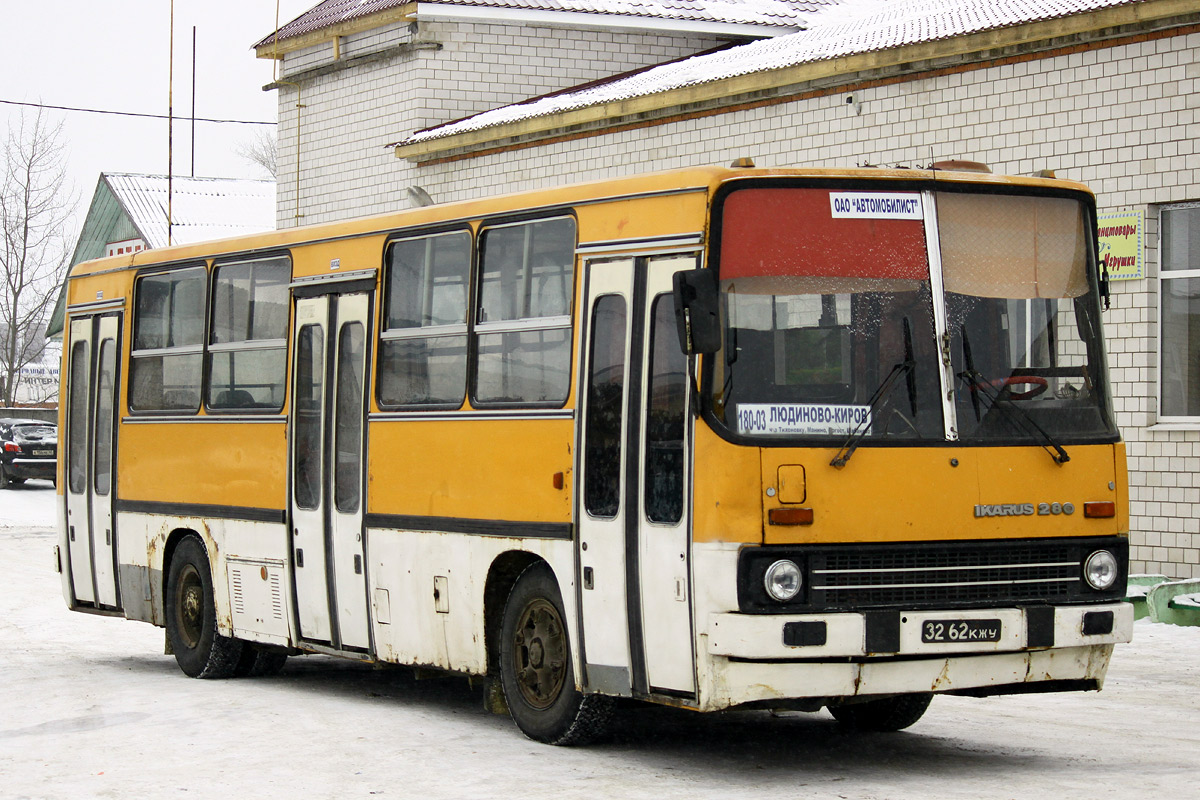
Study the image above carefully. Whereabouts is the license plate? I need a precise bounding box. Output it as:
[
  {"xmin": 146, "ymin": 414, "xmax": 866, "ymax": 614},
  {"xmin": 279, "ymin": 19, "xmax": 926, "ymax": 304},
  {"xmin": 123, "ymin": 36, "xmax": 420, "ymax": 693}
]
[
  {"xmin": 921, "ymin": 618, "xmax": 1002, "ymax": 643},
  {"xmin": 33, "ymin": 449, "xmax": 53, "ymax": 456}
]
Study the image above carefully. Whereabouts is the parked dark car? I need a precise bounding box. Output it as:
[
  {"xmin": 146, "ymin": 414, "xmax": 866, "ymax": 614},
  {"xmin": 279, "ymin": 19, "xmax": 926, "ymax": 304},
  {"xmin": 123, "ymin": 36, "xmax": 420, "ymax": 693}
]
[{"xmin": 0, "ymin": 418, "xmax": 57, "ymax": 487}]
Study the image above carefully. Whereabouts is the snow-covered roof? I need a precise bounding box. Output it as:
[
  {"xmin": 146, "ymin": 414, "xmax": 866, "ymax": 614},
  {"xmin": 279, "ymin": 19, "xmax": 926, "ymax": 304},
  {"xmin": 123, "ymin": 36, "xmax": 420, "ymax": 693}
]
[
  {"xmin": 396, "ymin": 0, "xmax": 1149, "ymax": 148},
  {"xmin": 256, "ymin": 0, "xmax": 831, "ymax": 47},
  {"xmin": 105, "ymin": 174, "xmax": 276, "ymax": 249}
]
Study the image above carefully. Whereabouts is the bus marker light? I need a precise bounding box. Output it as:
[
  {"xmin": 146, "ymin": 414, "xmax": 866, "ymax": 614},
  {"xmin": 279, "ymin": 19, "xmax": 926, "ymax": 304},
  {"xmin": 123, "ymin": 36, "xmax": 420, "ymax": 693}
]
[
  {"xmin": 769, "ymin": 507, "xmax": 813, "ymax": 526},
  {"xmin": 552, "ymin": 472, "xmax": 563, "ymax": 490},
  {"xmin": 1084, "ymin": 501, "xmax": 1116, "ymax": 518}
]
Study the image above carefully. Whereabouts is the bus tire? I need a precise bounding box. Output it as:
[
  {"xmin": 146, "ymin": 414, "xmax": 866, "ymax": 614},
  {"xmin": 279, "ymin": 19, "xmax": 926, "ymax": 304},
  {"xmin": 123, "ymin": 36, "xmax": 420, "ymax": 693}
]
[
  {"xmin": 828, "ymin": 693, "xmax": 933, "ymax": 732},
  {"xmin": 165, "ymin": 536, "xmax": 244, "ymax": 678},
  {"xmin": 499, "ymin": 561, "xmax": 612, "ymax": 745},
  {"xmin": 234, "ymin": 645, "xmax": 289, "ymax": 677}
]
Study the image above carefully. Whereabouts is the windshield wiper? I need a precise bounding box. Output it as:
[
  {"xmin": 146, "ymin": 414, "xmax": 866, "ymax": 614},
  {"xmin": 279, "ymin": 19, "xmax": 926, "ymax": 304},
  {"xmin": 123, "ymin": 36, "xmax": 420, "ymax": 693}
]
[
  {"xmin": 831, "ymin": 319, "xmax": 916, "ymax": 468},
  {"xmin": 958, "ymin": 328, "xmax": 1069, "ymax": 465}
]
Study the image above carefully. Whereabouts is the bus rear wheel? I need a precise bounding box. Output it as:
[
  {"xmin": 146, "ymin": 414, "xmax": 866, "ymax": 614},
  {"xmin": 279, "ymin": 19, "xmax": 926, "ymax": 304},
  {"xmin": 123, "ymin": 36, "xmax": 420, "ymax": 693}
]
[
  {"xmin": 499, "ymin": 562, "xmax": 612, "ymax": 745},
  {"xmin": 165, "ymin": 536, "xmax": 244, "ymax": 678},
  {"xmin": 828, "ymin": 693, "xmax": 933, "ymax": 732}
]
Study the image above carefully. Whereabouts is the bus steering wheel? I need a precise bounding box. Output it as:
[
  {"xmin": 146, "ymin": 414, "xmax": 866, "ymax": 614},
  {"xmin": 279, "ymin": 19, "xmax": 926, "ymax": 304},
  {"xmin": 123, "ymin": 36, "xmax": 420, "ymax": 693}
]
[{"xmin": 991, "ymin": 375, "xmax": 1048, "ymax": 400}]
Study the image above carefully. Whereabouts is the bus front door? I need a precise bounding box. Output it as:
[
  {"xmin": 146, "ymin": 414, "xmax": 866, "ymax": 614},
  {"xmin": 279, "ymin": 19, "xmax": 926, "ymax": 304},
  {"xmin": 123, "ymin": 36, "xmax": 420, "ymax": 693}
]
[
  {"xmin": 63, "ymin": 313, "xmax": 122, "ymax": 610},
  {"xmin": 289, "ymin": 291, "xmax": 373, "ymax": 652},
  {"xmin": 578, "ymin": 254, "xmax": 697, "ymax": 698}
]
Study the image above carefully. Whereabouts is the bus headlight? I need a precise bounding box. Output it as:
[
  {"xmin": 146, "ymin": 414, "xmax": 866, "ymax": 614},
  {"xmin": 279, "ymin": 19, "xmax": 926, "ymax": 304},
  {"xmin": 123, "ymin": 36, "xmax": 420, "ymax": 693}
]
[
  {"xmin": 1083, "ymin": 549, "xmax": 1118, "ymax": 591},
  {"xmin": 763, "ymin": 559, "xmax": 802, "ymax": 602}
]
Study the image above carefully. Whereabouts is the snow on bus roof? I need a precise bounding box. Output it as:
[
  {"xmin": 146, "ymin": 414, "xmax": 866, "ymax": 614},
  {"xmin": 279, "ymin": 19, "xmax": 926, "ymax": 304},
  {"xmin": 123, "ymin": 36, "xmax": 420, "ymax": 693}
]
[{"xmin": 396, "ymin": 0, "xmax": 1144, "ymax": 147}]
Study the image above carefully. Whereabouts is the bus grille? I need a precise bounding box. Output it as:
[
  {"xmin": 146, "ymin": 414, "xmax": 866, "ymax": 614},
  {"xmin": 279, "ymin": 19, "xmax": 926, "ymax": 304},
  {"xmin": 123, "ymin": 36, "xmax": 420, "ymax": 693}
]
[
  {"xmin": 810, "ymin": 543, "xmax": 1078, "ymax": 608},
  {"xmin": 738, "ymin": 537, "xmax": 1127, "ymax": 612}
]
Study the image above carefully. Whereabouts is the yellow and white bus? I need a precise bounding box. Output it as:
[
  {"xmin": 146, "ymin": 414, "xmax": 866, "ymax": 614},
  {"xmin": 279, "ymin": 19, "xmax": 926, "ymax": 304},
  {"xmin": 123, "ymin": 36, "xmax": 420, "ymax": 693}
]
[{"xmin": 57, "ymin": 163, "xmax": 1132, "ymax": 744}]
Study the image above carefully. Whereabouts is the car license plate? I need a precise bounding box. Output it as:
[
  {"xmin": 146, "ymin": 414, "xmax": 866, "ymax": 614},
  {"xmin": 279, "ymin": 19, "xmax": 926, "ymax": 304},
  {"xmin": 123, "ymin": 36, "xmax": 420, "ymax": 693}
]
[
  {"xmin": 921, "ymin": 618, "xmax": 1002, "ymax": 643},
  {"xmin": 33, "ymin": 449, "xmax": 53, "ymax": 456}
]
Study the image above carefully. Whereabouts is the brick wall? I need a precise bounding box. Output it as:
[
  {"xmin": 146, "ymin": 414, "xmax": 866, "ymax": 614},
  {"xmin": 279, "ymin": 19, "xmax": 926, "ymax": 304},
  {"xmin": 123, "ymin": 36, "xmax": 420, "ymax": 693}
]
[{"xmin": 274, "ymin": 19, "xmax": 726, "ymax": 226}]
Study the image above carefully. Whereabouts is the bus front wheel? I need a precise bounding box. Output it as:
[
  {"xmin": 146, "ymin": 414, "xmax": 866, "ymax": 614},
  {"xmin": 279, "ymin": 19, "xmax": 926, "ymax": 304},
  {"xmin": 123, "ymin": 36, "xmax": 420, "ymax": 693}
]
[
  {"xmin": 235, "ymin": 645, "xmax": 288, "ymax": 677},
  {"xmin": 828, "ymin": 693, "xmax": 933, "ymax": 731},
  {"xmin": 499, "ymin": 562, "xmax": 612, "ymax": 745},
  {"xmin": 165, "ymin": 536, "xmax": 244, "ymax": 678}
]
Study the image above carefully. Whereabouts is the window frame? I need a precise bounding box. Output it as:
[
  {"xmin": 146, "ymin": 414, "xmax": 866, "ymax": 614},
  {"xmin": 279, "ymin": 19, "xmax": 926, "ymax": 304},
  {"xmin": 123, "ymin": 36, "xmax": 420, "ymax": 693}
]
[
  {"xmin": 703, "ymin": 177, "xmax": 1115, "ymax": 448},
  {"xmin": 128, "ymin": 263, "xmax": 209, "ymax": 415},
  {"xmin": 205, "ymin": 253, "xmax": 291, "ymax": 414},
  {"xmin": 377, "ymin": 226, "xmax": 474, "ymax": 411},
  {"xmin": 470, "ymin": 214, "xmax": 578, "ymax": 409},
  {"xmin": 583, "ymin": 292, "xmax": 628, "ymax": 520},
  {"xmin": 1157, "ymin": 201, "xmax": 1200, "ymax": 424}
]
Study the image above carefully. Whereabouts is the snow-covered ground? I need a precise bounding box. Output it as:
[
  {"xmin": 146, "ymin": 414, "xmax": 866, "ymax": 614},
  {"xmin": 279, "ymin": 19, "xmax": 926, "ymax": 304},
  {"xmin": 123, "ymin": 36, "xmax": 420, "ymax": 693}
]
[{"xmin": 3, "ymin": 485, "xmax": 1198, "ymax": 799}]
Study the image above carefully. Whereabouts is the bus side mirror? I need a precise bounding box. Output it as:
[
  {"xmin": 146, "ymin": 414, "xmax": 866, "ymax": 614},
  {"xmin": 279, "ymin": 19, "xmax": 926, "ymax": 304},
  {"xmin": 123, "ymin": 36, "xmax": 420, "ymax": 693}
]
[{"xmin": 673, "ymin": 268, "xmax": 721, "ymax": 355}]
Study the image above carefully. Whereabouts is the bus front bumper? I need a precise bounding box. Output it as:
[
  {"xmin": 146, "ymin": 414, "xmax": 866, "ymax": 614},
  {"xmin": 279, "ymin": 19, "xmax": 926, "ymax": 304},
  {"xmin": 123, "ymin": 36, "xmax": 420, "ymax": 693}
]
[{"xmin": 700, "ymin": 602, "xmax": 1131, "ymax": 709}]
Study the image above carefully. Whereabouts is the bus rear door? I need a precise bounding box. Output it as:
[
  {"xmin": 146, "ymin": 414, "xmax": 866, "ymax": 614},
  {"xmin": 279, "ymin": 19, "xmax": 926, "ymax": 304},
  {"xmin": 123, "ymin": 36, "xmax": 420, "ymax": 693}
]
[{"xmin": 63, "ymin": 312, "xmax": 122, "ymax": 611}]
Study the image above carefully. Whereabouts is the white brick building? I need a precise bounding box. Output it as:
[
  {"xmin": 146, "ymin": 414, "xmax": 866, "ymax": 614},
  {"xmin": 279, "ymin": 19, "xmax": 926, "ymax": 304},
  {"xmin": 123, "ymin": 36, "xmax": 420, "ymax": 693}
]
[
  {"xmin": 257, "ymin": 0, "xmax": 821, "ymax": 224},
  {"xmin": 259, "ymin": 0, "xmax": 1200, "ymax": 577}
]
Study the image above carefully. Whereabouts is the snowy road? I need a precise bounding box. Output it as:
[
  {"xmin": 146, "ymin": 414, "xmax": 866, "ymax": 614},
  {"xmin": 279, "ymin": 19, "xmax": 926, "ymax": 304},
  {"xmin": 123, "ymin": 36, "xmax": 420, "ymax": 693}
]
[{"xmin": 3, "ymin": 483, "xmax": 1198, "ymax": 799}]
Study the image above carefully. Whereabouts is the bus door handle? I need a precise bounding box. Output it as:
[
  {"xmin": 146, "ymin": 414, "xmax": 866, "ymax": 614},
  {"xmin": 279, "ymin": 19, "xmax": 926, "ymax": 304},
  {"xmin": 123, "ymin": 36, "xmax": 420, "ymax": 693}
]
[
  {"xmin": 583, "ymin": 567, "xmax": 594, "ymax": 590},
  {"xmin": 296, "ymin": 548, "xmax": 304, "ymax": 568}
]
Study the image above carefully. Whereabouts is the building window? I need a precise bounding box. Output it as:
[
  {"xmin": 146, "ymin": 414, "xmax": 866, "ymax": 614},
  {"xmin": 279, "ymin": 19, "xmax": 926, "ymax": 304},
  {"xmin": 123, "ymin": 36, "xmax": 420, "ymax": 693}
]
[
  {"xmin": 1159, "ymin": 203, "xmax": 1200, "ymax": 419},
  {"xmin": 474, "ymin": 217, "xmax": 575, "ymax": 405},
  {"xmin": 208, "ymin": 256, "xmax": 290, "ymax": 411},
  {"xmin": 129, "ymin": 266, "xmax": 206, "ymax": 412},
  {"xmin": 377, "ymin": 230, "xmax": 471, "ymax": 408}
]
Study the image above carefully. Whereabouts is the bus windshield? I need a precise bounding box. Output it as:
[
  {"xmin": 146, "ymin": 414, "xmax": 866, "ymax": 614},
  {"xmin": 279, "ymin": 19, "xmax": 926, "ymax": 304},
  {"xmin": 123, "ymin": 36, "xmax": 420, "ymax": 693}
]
[{"xmin": 711, "ymin": 185, "xmax": 1116, "ymax": 445}]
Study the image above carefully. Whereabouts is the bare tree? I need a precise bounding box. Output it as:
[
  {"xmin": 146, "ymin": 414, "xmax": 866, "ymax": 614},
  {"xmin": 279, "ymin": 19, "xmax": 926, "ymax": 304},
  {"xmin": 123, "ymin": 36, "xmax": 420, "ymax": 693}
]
[
  {"xmin": 0, "ymin": 109, "xmax": 75, "ymax": 406},
  {"xmin": 236, "ymin": 129, "xmax": 278, "ymax": 178}
]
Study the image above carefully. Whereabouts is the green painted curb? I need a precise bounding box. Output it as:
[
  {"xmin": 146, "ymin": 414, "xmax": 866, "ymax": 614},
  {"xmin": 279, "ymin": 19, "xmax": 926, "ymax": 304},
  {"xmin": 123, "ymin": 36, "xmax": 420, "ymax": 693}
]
[
  {"xmin": 1147, "ymin": 579, "xmax": 1200, "ymax": 627},
  {"xmin": 1126, "ymin": 574, "xmax": 1168, "ymax": 621}
]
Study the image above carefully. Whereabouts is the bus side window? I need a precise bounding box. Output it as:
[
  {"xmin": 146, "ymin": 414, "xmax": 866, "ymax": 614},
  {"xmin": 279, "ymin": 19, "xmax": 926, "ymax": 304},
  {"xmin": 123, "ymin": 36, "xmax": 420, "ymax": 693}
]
[
  {"xmin": 475, "ymin": 217, "xmax": 575, "ymax": 405},
  {"xmin": 377, "ymin": 231, "xmax": 470, "ymax": 408},
  {"xmin": 129, "ymin": 267, "xmax": 206, "ymax": 413},
  {"xmin": 208, "ymin": 256, "xmax": 289, "ymax": 412}
]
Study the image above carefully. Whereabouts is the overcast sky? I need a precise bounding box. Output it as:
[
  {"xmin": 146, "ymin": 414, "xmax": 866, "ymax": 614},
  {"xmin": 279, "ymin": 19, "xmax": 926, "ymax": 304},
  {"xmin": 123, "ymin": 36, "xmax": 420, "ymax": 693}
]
[{"xmin": 0, "ymin": 0, "xmax": 315, "ymax": 238}]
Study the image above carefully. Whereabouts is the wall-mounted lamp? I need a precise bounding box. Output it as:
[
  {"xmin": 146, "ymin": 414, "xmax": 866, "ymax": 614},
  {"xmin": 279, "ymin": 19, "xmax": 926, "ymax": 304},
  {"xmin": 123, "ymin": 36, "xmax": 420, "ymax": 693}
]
[{"xmin": 406, "ymin": 186, "xmax": 434, "ymax": 207}]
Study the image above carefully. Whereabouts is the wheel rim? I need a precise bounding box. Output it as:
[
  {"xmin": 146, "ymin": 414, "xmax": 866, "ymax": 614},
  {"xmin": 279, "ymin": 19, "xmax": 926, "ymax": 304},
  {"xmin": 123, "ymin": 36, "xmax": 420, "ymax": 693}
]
[
  {"xmin": 176, "ymin": 563, "xmax": 204, "ymax": 650},
  {"xmin": 511, "ymin": 597, "xmax": 567, "ymax": 710}
]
